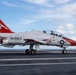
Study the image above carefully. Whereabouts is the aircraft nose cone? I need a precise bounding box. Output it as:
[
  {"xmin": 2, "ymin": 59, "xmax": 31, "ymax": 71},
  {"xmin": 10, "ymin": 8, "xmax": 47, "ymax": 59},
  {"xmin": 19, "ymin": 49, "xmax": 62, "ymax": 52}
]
[
  {"xmin": 69, "ymin": 40, "xmax": 76, "ymax": 46},
  {"xmin": 63, "ymin": 37, "xmax": 76, "ymax": 46}
]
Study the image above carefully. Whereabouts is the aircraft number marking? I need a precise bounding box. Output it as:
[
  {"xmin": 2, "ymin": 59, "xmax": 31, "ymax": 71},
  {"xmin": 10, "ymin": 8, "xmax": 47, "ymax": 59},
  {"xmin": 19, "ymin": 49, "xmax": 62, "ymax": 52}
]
[{"xmin": 10, "ymin": 37, "xmax": 22, "ymax": 40}]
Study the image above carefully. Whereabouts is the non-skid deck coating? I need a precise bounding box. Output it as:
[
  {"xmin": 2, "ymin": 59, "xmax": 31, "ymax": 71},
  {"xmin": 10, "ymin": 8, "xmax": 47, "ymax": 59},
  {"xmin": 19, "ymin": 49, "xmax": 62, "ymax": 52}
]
[{"xmin": 0, "ymin": 49, "xmax": 76, "ymax": 75}]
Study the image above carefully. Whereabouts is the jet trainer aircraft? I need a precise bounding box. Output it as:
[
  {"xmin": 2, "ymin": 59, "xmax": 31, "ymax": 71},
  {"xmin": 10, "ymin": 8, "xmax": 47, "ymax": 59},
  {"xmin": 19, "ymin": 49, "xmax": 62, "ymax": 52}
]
[{"xmin": 0, "ymin": 19, "xmax": 76, "ymax": 55}]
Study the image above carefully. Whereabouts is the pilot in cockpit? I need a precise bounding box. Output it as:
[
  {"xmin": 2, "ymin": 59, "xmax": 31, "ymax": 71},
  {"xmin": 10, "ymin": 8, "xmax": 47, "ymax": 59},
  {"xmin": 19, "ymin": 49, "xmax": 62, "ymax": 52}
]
[
  {"xmin": 50, "ymin": 31, "xmax": 54, "ymax": 35},
  {"xmin": 43, "ymin": 31, "xmax": 46, "ymax": 33},
  {"xmin": 50, "ymin": 31, "xmax": 63, "ymax": 37}
]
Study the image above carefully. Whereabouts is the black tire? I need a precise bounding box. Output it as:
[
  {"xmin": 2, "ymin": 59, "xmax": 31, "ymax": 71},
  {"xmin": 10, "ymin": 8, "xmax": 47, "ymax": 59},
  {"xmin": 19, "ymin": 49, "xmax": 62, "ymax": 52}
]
[
  {"xmin": 62, "ymin": 50, "xmax": 67, "ymax": 54},
  {"xmin": 62, "ymin": 50, "xmax": 64, "ymax": 54},
  {"xmin": 25, "ymin": 49, "xmax": 29, "ymax": 54},
  {"xmin": 31, "ymin": 49, "xmax": 36, "ymax": 55}
]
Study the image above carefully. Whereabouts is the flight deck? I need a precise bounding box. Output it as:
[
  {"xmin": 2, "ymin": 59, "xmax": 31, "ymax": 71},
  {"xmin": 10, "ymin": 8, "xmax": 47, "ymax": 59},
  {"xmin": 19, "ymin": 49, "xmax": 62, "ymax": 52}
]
[{"xmin": 0, "ymin": 49, "xmax": 76, "ymax": 75}]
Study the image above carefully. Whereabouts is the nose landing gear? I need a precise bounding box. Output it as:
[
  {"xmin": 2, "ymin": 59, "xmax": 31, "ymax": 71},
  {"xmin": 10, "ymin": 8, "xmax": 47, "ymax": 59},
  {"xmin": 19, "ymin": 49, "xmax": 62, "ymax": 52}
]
[{"xmin": 62, "ymin": 47, "xmax": 67, "ymax": 54}]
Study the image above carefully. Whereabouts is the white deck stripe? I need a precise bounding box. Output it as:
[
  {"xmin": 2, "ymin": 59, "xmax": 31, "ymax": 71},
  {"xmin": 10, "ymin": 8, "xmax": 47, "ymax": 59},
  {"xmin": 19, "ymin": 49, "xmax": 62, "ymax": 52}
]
[{"xmin": 0, "ymin": 57, "xmax": 76, "ymax": 61}]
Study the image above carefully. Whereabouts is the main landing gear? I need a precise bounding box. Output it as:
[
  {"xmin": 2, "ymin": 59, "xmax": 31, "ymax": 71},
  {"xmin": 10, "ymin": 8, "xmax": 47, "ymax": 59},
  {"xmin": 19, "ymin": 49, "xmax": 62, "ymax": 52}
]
[
  {"xmin": 62, "ymin": 47, "xmax": 67, "ymax": 54},
  {"xmin": 25, "ymin": 45, "xmax": 37, "ymax": 55}
]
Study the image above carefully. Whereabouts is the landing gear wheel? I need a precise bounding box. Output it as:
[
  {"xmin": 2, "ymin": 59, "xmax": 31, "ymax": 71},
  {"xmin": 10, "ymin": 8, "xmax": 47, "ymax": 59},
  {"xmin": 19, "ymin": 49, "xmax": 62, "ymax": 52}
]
[
  {"xmin": 31, "ymin": 49, "xmax": 36, "ymax": 55},
  {"xmin": 25, "ymin": 49, "xmax": 29, "ymax": 54},
  {"xmin": 62, "ymin": 50, "xmax": 67, "ymax": 54}
]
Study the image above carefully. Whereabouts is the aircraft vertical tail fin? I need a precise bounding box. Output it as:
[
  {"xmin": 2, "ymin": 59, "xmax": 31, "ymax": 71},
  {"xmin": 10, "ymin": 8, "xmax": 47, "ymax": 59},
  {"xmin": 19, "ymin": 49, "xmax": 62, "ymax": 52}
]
[{"xmin": 0, "ymin": 20, "xmax": 14, "ymax": 33}]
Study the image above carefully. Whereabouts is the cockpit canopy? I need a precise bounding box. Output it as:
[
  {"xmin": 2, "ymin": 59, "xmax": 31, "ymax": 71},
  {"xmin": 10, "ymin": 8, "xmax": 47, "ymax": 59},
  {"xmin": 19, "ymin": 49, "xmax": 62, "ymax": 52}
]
[{"xmin": 43, "ymin": 30, "xmax": 63, "ymax": 37}]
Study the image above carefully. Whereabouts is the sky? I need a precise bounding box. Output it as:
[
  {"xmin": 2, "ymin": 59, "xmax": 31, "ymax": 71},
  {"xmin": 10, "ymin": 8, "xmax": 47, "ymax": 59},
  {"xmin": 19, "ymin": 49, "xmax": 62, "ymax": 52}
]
[{"xmin": 0, "ymin": 0, "xmax": 76, "ymax": 49}]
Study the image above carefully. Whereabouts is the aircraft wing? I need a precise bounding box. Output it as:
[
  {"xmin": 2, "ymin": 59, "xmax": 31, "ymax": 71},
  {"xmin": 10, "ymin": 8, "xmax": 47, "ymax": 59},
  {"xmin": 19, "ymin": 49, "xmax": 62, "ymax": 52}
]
[{"xmin": 25, "ymin": 38, "xmax": 51, "ymax": 44}]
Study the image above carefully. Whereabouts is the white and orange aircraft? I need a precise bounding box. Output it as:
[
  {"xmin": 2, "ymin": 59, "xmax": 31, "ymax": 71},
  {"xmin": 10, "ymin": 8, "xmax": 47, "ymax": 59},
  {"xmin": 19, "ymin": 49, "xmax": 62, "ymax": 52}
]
[{"xmin": 0, "ymin": 19, "xmax": 76, "ymax": 55}]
